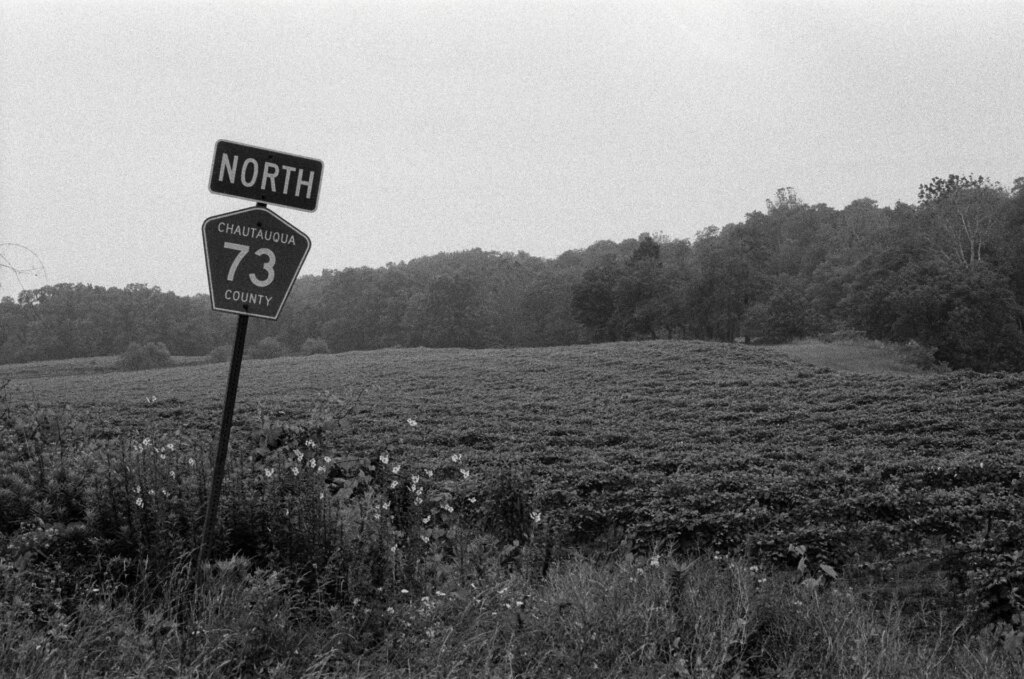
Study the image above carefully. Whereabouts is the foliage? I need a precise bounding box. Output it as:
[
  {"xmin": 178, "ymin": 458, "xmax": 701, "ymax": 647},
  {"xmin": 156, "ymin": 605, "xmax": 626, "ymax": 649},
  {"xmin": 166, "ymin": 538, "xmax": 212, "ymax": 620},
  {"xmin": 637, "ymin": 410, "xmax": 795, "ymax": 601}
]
[
  {"xmin": 116, "ymin": 341, "xmax": 172, "ymax": 371},
  {"xmin": 248, "ymin": 336, "xmax": 287, "ymax": 360},
  {"xmin": 5, "ymin": 175, "xmax": 1024, "ymax": 371},
  {"xmin": 206, "ymin": 343, "xmax": 231, "ymax": 363},
  {"xmin": 299, "ymin": 337, "xmax": 330, "ymax": 355}
]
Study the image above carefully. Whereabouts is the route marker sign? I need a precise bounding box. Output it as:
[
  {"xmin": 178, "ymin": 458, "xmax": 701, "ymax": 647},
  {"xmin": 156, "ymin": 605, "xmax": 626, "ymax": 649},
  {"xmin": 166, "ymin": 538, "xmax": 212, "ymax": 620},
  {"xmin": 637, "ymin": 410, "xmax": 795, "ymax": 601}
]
[
  {"xmin": 209, "ymin": 140, "xmax": 323, "ymax": 212},
  {"xmin": 202, "ymin": 206, "xmax": 310, "ymax": 320}
]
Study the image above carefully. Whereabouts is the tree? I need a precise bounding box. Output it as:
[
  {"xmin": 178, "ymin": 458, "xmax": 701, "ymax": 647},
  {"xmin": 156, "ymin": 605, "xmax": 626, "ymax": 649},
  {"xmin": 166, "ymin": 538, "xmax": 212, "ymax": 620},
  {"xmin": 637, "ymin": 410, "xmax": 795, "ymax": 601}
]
[{"xmin": 917, "ymin": 175, "xmax": 1009, "ymax": 267}]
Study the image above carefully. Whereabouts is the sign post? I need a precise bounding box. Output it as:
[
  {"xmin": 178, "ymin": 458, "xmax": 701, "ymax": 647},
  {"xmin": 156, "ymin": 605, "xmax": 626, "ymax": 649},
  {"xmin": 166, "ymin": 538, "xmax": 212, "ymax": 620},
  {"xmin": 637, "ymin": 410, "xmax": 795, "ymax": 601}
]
[{"xmin": 198, "ymin": 140, "xmax": 320, "ymax": 566}]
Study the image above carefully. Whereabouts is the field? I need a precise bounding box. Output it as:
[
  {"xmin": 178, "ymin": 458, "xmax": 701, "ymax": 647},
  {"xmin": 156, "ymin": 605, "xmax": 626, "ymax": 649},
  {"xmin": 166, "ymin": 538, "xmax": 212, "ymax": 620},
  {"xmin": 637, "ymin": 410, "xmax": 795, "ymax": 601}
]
[{"xmin": 4, "ymin": 340, "xmax": 1024, "ymax": 677}]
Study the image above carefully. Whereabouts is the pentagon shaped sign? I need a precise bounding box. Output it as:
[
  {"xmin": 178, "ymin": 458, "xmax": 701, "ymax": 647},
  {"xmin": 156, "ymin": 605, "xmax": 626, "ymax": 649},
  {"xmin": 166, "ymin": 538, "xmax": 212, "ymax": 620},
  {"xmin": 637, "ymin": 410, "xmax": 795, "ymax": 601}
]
[{"xmin": 202, "ymin": 206, "xmax": 310, "ymax": 320}]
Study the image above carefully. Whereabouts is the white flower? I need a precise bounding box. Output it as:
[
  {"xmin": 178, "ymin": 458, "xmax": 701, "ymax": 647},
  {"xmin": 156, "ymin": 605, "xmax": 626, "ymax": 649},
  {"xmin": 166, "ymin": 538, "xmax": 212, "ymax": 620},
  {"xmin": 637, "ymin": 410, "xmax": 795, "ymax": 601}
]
[
  {"xmin": 411, "ymin": 475, "xmax": 420, "ymax": 486},
  {"xmin": 264, "ymin": 468, "xmax": 274, "ymax": 478},
  {"xmin": 323, "ymin": 456, "xmax": 332, "ymax": 464},
  {"xmin": 530, "ymin": 510, "xmax": 542, "ymax": 524},
  {"xmin": 305, "ymin": 439, "xmax": 316, "ymax": 448},
  {"xmin": 407, "ymin": 418, "xmax": 418, "ymax": 427},
  {"xmin": 379, "ymin": 453, "xmax": 389, "ymax": 465},
  {"xmin": 392, "ymin": 465, "xmax": 401, "ymax": 474},
  {"xmin": 188, "ymin": 458, "xmax": 196, "ymax": 467},
  {"xmin": 382, "ymin": 500, "xmax": 391, "ymax": 510},
  {"xmin": 291, "ymin": 466, "xmax": 299, "ymax": 476},
  {"xmin": 414, "ymin": 497, "xmax": 423, "ymax": 505},
  {"xmin": 142, "ymin": 438, "xmax": 152, "ymax": 447},
  {"xmin": 451, "ymin": 454, "xmax": 462, "ymax": 464},
  {"xmin": 442, "ymin": 504, "xmax": 454, "ymax": 513},
  {"xmin": 422, "ymin": 516, "xmax": 431, "ymax": 524},
  {"xmin": 134, "ymin": 485, "xmax": 142, "ymax": 494},
  {"xmin": 425, "ymin": 469, "xmax": 433, "ymax": 478},
  {"xmin": 135, "ymin": 497, "xmax": 144, "ymax": 508},
  {"xmin": 167, "ymin": 443, "xmax": 175, "ymax": 451},
  {"xmin": 461, "ymin": 469, "xmax": 470, "ymax": 479},
  {"xmin": 421, "ymin": 535, "xmax": 430, "ymax": 543},
  {"xmin": 390, "ymin": 480, "xmax": 399, "ymax": 489},
  {"xmin": 308, "ymin": 458, "xmax": 317, "ymax": 468},
  {"xmin": 169, "ymin": 470, "xmax": 176, "ymax": 479},
  {"xmin": 649, "ymin": 555, "xmax": 660, "ymax": 567},
  {"xmin": 468, "ymin": 496, "xmax": 477, "ymax": 504},
  {"xmin": 390, "ymin": 544, "xmax": 398, "ymax": 553}
]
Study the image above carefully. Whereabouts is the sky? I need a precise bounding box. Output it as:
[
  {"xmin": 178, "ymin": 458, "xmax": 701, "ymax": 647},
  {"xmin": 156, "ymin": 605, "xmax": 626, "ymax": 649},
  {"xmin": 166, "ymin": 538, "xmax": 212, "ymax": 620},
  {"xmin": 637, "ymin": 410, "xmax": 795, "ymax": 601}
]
[{"xmin": 2, "ymin": 0, "xmax": 1023, "ymax": 298}]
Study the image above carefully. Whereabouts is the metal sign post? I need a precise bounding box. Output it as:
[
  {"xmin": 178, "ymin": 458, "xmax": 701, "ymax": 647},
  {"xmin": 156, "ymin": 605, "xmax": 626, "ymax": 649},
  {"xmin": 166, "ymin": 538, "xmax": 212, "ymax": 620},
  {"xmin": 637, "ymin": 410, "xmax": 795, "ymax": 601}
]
[{"xmin": 198, "ymin": 140, "xmax": 320, "ymax": 566}]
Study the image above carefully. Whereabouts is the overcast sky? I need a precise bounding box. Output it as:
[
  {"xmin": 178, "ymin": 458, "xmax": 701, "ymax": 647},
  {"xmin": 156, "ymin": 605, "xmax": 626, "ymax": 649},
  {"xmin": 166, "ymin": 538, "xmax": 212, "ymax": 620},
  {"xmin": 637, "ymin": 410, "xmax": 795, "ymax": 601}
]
[{"xmin": 2, "ymin": 0, "xmax": 1022, "ymax": 297}]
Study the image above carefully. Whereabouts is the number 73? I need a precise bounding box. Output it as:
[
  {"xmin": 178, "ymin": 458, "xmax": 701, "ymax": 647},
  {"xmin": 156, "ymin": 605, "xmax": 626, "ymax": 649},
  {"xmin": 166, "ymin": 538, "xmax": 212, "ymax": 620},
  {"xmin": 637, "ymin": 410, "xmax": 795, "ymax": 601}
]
[{"xmin": 223, "ymin": 242, "xmax": 276, "ymax": 288}]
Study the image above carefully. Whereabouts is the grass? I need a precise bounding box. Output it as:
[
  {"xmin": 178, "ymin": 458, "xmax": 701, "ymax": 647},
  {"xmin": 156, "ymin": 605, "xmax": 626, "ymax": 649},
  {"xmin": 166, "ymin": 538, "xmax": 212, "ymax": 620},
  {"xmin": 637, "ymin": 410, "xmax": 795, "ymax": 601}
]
[
  {"xmin": 4, "ymin": 339, "xmax": 1024, "ymax": 676},
  {"xmin": 766, "ymin": 338, "xmax": 939, "ymax": 374}
]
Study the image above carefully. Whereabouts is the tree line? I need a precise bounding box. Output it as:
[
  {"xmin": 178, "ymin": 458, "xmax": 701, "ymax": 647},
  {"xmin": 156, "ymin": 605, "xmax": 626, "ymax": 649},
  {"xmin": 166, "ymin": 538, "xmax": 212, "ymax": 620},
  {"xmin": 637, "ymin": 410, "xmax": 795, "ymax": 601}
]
[{"xmin": 2, "ymin": 174, "xmax": 1023, "ymax": 371}]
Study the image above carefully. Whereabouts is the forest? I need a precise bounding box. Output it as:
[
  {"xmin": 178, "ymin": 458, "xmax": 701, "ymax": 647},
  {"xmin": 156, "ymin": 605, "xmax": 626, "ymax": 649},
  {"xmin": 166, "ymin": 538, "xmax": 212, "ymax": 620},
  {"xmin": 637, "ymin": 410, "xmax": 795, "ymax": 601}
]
[{"xmin": 2, "ymin": 174, "xmax": 1024, "ymax": 372}]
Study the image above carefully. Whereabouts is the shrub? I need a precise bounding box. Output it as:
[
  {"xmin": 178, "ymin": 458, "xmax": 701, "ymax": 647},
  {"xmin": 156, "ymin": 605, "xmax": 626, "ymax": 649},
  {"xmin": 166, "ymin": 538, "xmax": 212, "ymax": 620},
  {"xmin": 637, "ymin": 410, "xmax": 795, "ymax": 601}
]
[
  {"xmin": 249, "ymin": 337, "xmax": 287, "ymax": 360},
  {"xmin": 206, "ymin": 344, "xmax": 232, "ymax": 363},
  {"xmin": 299, "ymin": 337, "xmax": 329, "ymax": 355},
  {"xmin": 116, "ymin": 342, "xmax": 172, "ymax": 371}
]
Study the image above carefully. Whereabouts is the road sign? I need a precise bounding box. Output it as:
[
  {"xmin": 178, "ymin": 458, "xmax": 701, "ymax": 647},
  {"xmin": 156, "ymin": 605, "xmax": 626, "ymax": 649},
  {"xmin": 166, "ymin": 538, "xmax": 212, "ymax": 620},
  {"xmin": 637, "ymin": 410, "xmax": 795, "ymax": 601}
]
[
  {"xmin": 209, "ymin": 140, "xmax": 323, "ymax": 212},
  {"xmin": 202, "ymin": 206, "xmax": 311, "ymax": 320}
]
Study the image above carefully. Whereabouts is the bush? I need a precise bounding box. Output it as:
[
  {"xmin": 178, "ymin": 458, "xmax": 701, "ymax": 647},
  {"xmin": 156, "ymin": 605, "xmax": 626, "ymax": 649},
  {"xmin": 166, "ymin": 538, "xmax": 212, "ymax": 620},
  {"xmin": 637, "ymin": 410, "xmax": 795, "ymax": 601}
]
[
  {"xmin": 206, "ymin": 344, "xmax": 232, "ymax": 363},
  {"xmin": 116, "ymin": 342, "xmax": 172, "ymax": 371},
  {"xmin": 249, "ymin": 337, "xmax": 287, "ymax": 360},
  {"xmin": 299, "ymin": 337, "xmax": 329, "ymax": 355}
]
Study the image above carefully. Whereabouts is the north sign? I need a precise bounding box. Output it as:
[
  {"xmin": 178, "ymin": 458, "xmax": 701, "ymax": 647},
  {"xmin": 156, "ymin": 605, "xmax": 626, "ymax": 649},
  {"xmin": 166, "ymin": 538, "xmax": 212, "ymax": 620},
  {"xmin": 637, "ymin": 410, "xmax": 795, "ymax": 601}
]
[
  {"xmin": 209, "ymin": 140, "xmax": 323, "ymax": 212},
  {"xmin": 203, "ymin": 206, "xmax": 310, "ymax": 320}
]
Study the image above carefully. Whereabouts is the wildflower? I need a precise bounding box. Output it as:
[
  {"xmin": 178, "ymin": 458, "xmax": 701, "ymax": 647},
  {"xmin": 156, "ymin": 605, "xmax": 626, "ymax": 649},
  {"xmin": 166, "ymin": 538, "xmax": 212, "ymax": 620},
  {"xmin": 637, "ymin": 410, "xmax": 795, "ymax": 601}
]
[
  {"xmin": 461, "ymin": 469, "xmax": 470, "ymax": 479},
  {"xmin": 317, "ymin": 466, "xmax": 326, "ymax": 474},
  {"xmin": 323, "ymin": 456, "xmax": 332, "ymax": 464},
  {"xmin": 188, "ymin": 458, "xmax": 196, "ymax": 467},
  {"xmin": 308, "ymin": 458, "xmax": 317, "ymax": 469},
  {"xmin": 167, "ymin": 443, "xmax": 175, "ymax": 451},
  {"xmin": 170, "ymin": 470, "xmax": 176, "ymax": 479},
  {"xmin": 401, "ymin": 589, "xmax": 409, "ymax": 594},
  {"xmin": 319, "ymin": 492, "xmax": 325, "ymax": 500},
  {"xmin": 291, "ymin": 467, "xmax": 299, "ymax": 476},
  {"xmin": 161, "ymin": 488, "xmax": 169, "ymax": 497},
  {"xmin": 134, "ymin": 485, "xmax": 142, "ymax": 494},
  {"xmin": 305, "ymin": 439, "xmax": 316, "ymax": 448},
  {"xmin": 392, "ymin": 465, "xmax": 401, "ymax": 474},
  {"xmin": 421, "ymin": 535, "xmax": 430, "ymax": 543},
  {"xmin": 414, "ymin": 497, "xmax": 423, "ymax": 505},
  {"xmin": 407, "ymin": 418, "xmax": 418, "ymax": 427},
  {"xmin": 148, "ymin": 489, "xmax": 156, "ymax": 496},
  {"xmin": 159, "ymin": 453, "xmax": 166, "ymax": 460},
  {"xmin": 451, "ymin": 454, "xmax": 462, "ymax": 464},
  {"xmin": 422, "ymin": 516, "xmax": 431, "ymax": 524},
  {"xmin": 390, "ymin": 480, "xmax": 399, "ymax": 489},
  {"xmin": 468, "ymin": 496, "xmax": 477, "ymax": 504},
  {"xmin": 530, "ymin": 510, "xmax": 542, "ymax": 524},
  {"xmin": 294, "ymin": 450, "xmax": 304, "ymax": 460},
  {"xmin": 386, "ymin": 607, "xmax": 395, "ymax": 614},
  {"xmin": 135, "ymin": 497, "xmax": 144, "ymax": 508},
  {"xmin": 382, "ymin": 500, "xmax": 391, "ymax": 510},
  {"xmin": 649, "ymin": 555, "xmax": 660, "ymax": 567},
  {"xmin": 379, "ymin": 453, "xmax": 390, "ymax": 465},
  {"xmin": 442, "ymin": 503, "xmax": 454, "ymax": 513},
  {"xmin": 411, "ymin": 475, "xmax": 420, "ymax": 486},
  {"xmin": 390, "ymin": 544, "xmax": 398, "ymax": 553},
  {"xmin": 264, "ymin": 468, "xmax": 274, "ymax": 478},
  {"xmin": 142, "ymin": 438, "xmax": 152, "ymax": 447},
  {"xmin": 425, "ymin": 469, "xmax": 433, "ymax": 478}
]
